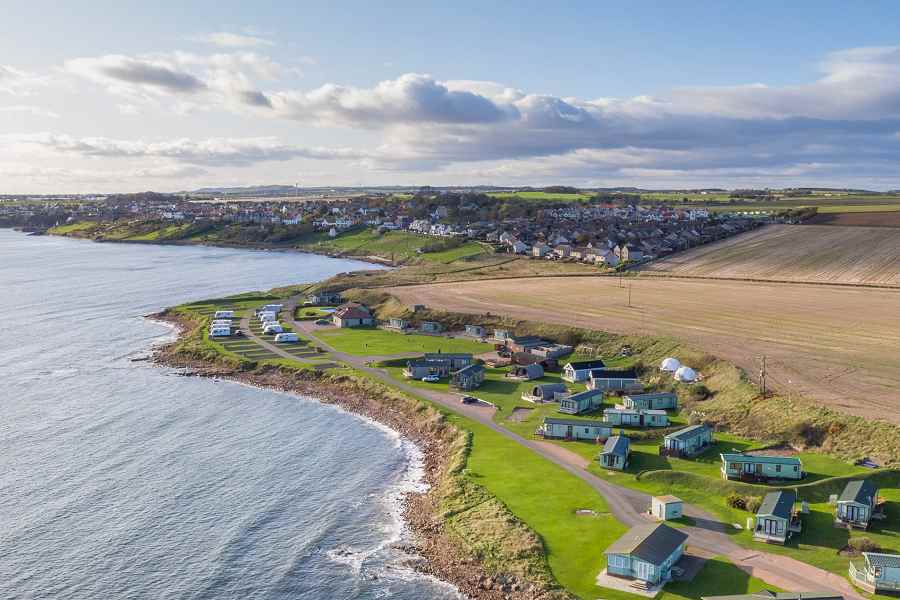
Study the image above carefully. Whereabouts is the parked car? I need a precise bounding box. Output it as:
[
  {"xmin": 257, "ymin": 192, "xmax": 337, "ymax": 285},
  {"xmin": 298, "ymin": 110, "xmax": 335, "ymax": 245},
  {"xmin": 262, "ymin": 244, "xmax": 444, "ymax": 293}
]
[
  {"xmin": 421, "ymin": 375, "xmax": 441, "ymax": 383},
  {"xmin": 234, "ymin": 329, "xmax": 244, "ymax": 337},
  {"xmin": 460, "ymin": 396, "xmax": 479, "ymax": 404},
  {"xmin": 315, "ymin": 319, "xmax": 331, "ymax": 325}
]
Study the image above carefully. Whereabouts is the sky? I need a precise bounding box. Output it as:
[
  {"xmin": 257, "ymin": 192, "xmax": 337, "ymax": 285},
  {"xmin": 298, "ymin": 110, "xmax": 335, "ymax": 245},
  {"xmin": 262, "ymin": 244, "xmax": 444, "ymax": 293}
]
[{"xmin": 3, "ymin": 0, "xmax": 900, "ymax": 193}]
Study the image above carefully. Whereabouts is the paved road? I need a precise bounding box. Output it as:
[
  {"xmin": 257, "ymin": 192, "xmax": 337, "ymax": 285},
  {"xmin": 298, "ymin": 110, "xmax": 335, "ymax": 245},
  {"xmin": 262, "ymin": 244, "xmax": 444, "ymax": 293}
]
[{"xmin": 249, "ymin": 298, "xmax": 865, "ymax": 599}]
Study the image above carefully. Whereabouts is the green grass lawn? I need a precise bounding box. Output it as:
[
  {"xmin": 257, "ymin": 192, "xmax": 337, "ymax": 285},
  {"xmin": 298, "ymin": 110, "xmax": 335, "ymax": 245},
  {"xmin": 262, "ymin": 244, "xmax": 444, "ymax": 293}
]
[
  {"xmin": 48, "ymin": 220, "xmax": 99, "ymax": 234},
  {"xmin": 317, "ymin": 327, "xmax": 492, "ymax": 356},
  {"xmin": 487, "ymin": 191, "xmax": 594, "ymax": 202}
]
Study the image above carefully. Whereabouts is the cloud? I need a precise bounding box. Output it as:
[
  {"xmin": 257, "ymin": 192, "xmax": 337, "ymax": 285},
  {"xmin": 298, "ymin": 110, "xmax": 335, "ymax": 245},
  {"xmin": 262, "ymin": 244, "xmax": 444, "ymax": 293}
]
[
  {"xmin": 187, "ymin": 32, "xmax": 275, "ymax": 48},
  {"xmin": 2, "ymin": 133, "xmax": 369, "ymax": 166},
  {"xmin": 0, "ymin": 162, "xmax": 207, "ymax": 182},
  {"xmin": 0, "ymin": 65, "xmax": 49, "ymax": 96},
  {"xmin": 0, "ymin": 105, "xmax": 59, "ymax": 118},
  {"xmin": 66, "ymin": 54, "xmax": 206, "ymax": 94}
]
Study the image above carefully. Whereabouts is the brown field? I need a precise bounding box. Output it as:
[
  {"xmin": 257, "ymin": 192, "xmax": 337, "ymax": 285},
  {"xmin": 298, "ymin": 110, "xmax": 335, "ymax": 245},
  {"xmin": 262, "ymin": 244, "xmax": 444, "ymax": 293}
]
[
  {"xmin": 806, "ymin": 211, "xmax": 900, "ymax": 227},
  {"xmin": 391, "ymin": 276, "xmax": 900, "ymax": 424},
  {"xmin": 639, "ymin": 224, "xmax": 900, "ymax": 286}
]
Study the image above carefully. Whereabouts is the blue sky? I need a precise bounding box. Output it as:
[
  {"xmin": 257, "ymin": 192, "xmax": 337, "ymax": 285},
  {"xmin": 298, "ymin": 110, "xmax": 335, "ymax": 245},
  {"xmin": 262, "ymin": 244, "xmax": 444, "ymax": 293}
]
[{"xmin": 3, "ymin": 1, "xmax": 900, "ymax": 192}]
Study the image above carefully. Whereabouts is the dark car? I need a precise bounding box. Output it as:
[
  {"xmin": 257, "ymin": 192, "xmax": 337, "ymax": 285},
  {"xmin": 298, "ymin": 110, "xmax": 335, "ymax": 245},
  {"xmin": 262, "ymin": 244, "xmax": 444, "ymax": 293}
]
[
  {"xmin": 460, "ymin": 396, "xmax": 479, "ymax": 404},
  {"xmin": 233, "ymin": 329, "xmax": 244, "ymax": 337}
]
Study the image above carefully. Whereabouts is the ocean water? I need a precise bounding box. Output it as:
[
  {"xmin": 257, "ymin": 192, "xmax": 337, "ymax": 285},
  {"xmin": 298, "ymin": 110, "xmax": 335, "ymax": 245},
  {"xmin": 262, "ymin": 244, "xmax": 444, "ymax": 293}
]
[{"xmin": 0, "ymin": 230, "xmax": 462, "ymax": 600}]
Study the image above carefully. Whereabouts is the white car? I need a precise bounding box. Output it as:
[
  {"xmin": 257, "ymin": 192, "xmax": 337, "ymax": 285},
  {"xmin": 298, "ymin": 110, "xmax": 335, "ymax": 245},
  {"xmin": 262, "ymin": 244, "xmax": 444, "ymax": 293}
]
[{"xmin": 421, "ymin": 375, "xmax": 441, "ymax": 383}]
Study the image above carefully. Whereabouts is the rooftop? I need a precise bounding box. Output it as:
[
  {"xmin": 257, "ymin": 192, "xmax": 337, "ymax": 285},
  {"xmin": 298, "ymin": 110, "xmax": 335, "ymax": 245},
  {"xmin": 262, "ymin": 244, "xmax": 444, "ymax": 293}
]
[
  {"xmin": 543, "ymin": 417, "xmax": 608, "ymax": 428},
  {"xmin": 664, "ymin": 424, "xmax": 710, "ymax": 441},
  {"xmin": 603, "ymin": 523, "xmax": 688, "ymax": 565},
  {"xmin": 838, "ymin": 479, "xmax": 876, "ymax": 505},
  {"xmin": 721, "ymin": 453, "xmax": 802, "ymax": 465},
  {"xmin": 864, "ymin": 552, "xmax": 900, "ymax": 569},
  {"xmin": 757, "ymin": 490, "xmax": 796, "ymax": 519}
]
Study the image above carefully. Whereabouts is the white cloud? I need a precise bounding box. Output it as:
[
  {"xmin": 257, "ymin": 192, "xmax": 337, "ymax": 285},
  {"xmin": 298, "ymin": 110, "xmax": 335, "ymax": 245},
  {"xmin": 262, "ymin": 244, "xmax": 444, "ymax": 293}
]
[
  {"xmin": 2, "ymin": 133, "xmax": 369, "ymax": 166},
  {"xmin": 0, "ymin": 65, "xmax": 49, "ymax": 96},
  {"xmin": 0, "ymin": 105, "xmax": 59, "ymax": 118},
  {"xmin": 187, "ymin": 31, "xmax": 275, "ymax": 48}
]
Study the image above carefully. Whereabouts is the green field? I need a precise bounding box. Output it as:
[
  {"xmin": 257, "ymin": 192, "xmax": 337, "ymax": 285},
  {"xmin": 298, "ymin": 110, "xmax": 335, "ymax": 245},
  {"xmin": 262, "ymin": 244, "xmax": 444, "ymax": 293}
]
[
  {"xmin": 487, "ymin": 191, "xmax": 594, "ymax": 202},
  {"xmin": 317, "ymin": 327, "xmax": 492, "ymax": 356},
  {"xmin": 300, "ymin": 229, "xmax": 488, "ymax": 264}
]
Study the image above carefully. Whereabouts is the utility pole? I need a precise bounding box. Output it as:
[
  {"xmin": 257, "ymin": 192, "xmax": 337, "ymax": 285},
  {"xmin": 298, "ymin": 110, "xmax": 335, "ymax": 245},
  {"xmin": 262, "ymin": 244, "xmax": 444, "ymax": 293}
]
[{"xmin": 758, "ymin": 355, "xmax": 767, "ymax": 398}]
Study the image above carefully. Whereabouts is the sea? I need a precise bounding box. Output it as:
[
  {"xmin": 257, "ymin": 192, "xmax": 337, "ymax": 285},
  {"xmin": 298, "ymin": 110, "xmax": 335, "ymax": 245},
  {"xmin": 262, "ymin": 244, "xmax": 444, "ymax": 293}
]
[{"xmin": 0, "ymin": 229, "xmax": 463, "ymax": 600}]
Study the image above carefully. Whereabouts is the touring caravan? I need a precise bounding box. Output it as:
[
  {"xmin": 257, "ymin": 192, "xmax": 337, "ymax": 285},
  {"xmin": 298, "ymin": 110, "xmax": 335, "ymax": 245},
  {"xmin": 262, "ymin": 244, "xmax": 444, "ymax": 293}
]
[
  {"xmin": 258, "ymin": 312, "xmax": 277, "ymax": 323},
  {"xmin": 274, "ymin": 332, "xmax": 299, "ymax": 343},
  {"xmin": 259, "ymin": 304, "xmax": 283, "ymax": 314},
  {"xmin": 263, "ymin": 323, "xmax": 284, "ymax": 334},
  {"xmin": 209, "ymin": 326, "xmax": 231, "ymax": 337},
  {"xmin": 211, "ymin": 319, "xmax": 232, "ymax": 327},
  {"xmin": 213, "ymin": 310, "xmax": 234, "ymax": 319}
]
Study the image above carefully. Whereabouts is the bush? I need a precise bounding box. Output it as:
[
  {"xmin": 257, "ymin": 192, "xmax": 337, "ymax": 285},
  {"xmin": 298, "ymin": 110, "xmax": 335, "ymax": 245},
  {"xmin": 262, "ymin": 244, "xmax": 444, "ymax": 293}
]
[
  {"xmin": 690, "ymin": 384, "xmax": 711, "ymax": 401},
  {"xmin": 726, "ymin": 492, "xmax": 762, "ymax": 512},
  {"xmin": 848, "ymin": 537, "xmax": 880, "ymax": 554},
  {"xmin": 745, "ymin": 496, "xmax": 762, "ymax": 513}
]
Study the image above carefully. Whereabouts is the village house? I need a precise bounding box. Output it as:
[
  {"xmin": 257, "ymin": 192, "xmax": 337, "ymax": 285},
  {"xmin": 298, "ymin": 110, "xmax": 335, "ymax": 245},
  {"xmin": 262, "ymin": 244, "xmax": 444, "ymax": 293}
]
[
  {"xmin": 532, "ymin": 243, "xmax": 551, "ymax": 257},
  {"xmin": 528, "ymin": 343, "xmax": 573, "ymax": 359},
  {"xmin": 603, "ymin": 523, "xmax": 687, "ymax": 588},
  {"xmin": 661, "ymin": 424, "xmax": 713, "ymax": 457},
  {"xmin": 623, "ymin": 391, "xmax": 678, "ymax": 411},
  {"xmin": 451, "ymin": 363, "xmax": 486, "ymax": 390},
  {"xmin": 720, "ymin": 454, "xmax": 804, "ymax": 482},
  {"xmin": 604, "ymin": 408, "xmax": 669, "ymax": 427},
  {"xmin": 753, "ymin": 490, "xmax": 801, "ymax": 545},
  {"xmin": 599, "ymin": 435, "xmax": 630, "ymax": 470},
  {"xmin": 835, "ymin": 480, "xmax": 879, "ymax": 529},
  {"xmin": 537, "ymin": 417, "xmax": 611, "ymax": 441},
  {"xmin": 562, "ymin": 359, "xmax": 606, "ymax": 382},
  {"xmin": 403, "ymin": 353, "xmax": 474, "ymax": 379},
  {"xmin": 506, "ymin": 335, "xmax": 548, "ymax": 353},
  {"xmin": 522, "ymin": 382, "xmax": 568, "ymax": 403},
  {"xmin": 307, "ymin": 290, "xmax": 343, "ymax": 305},
  {"xmin": 332, "ymin": 304, "xmax": 373, "ymax": 328},
  {"xmin": 651, "ymin": 496, "xmax": 683, "ymax": 521},
  {"xmin": 850, "ymin": 552, "xmax": 900, "ymax": 594},
  {"xmin": 587, "ymin": 368, "xmax": 640, "ymax": 391},
  {"xmin": 558, "ymin": 389, "xmax": 604, "ymax": 415}
]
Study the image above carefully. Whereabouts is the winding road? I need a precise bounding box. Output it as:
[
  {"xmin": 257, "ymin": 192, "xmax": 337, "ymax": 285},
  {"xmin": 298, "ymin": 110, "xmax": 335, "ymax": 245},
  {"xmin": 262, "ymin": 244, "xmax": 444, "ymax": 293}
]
[{"xmin": 242, "ymin": 297, "xmax": 865, "ymax": 599}]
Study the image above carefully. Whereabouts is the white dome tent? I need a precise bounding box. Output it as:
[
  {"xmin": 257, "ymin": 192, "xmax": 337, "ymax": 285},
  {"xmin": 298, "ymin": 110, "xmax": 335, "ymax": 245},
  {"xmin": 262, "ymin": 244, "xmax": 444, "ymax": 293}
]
[
  {"xmin": 660, "ymin": 357, "xmax": 681, "ymax": 373},
  {"xmin": 674, "ymin": 366, "xmax": 698, "ymax": 383}
]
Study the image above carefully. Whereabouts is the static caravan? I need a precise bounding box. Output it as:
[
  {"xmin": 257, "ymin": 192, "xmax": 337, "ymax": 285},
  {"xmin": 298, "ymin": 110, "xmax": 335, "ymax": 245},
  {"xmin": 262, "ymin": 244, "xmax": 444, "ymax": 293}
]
[
  {"xmin": 661, "ymin": 424, "xmax": 713, "ymax": 458},
  {"xmin": 651, "ymin": 496, "xmax": 683, "ymax": 521},
  {"xmin": 213, "ymin": 310, "xmax": 234, "ymax": 319},
  {"xmin": 604, "ymin": 523, "xmax": 687, "ymax": 586},
  {"xmin": 753, "ymin": 490, "xmax": 801, "ymax": 545},
  {"xmin": 274, "ymin": 332, "xmax": 299, "ymax": 343},
  {"xmin": 599, "ymin": 435, "xmax": 630, "ymax": 470},
  {"xmin": 537, "ymin": 417, "xmax": 611, "ymax": 441},
  {"xmin": 720, "ymin": 454, "xmax": 803, "ymax": 482},
  {"xmin": 209, "ymin": 326, "xmax": 231, "ymax": 337},
  {"xmin": 562, "ymin": 359, "xmax": 607, "ymax": 383},
  {"xmin": 465, "ymin": 324, "xmax": 486, "ymax": 338},
  {"xmin": 558, "ymin": 389, "xmax": 603, "ymax": 415},
  {"xmin": 450, "ymin": 364, "xmax": 486, "ymax": 390},
  {"xmin": 387, "ymin": 318, "xmax": 409, "ymax": 330},
  {"xmin": 603, "ymin": 408, "xmax": 643, "ymax": 427},
  {"xmin": 420, "ymin": 321, "xmax": 443, "ymax": 333},
  {"xmin": 623, "ymin": 392, "xmax": 678, "ymax": 411},
  {"xmin": 836, "ymin": 480, "xmax": 879, "ymax": 529},
  {"xmin": 587, "ymin": 368, "xmax": 640, "ymax": 391},
  {"xmin": 850, "ymin": 552, "xmax": 900, "ymax": 594}
]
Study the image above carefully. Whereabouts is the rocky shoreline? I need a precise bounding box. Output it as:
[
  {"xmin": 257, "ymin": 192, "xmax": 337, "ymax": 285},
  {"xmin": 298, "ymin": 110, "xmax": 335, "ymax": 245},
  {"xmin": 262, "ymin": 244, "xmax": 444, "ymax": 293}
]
[{"xmin": 149, "ymin": 312, "xmax": 554, "ymax": 600}]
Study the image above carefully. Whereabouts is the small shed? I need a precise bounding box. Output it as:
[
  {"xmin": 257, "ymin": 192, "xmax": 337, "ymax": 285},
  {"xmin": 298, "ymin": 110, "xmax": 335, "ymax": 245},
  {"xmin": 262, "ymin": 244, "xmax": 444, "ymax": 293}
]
[
  {"xmin": 522, "ymin": 382, "xmax": 568, "ymax": 403},
  {"xmin": 836, "ymin": 480, "xmax": 878, "ymax": 529},
  {"xmin": 651, "ymin": 496, "xmax": 683, "ymax": 521},
  {"xmin": 753, "ymin": 490, "xmax": 801, "ymax": 545},
  {"xmin": 538, "ymin": 417, "xmax": 611, "ymax": 441},
  {"xmin": 599, "ymin": 435, "xmax": 630, "ymax": 470},
  {"xmin": 451, "ymin": 364, "xmax": 486, "ymax": 390},
  {"xmin": 558, "ymin": 389, "xmax": 603, "ymax": 415},
  {"xmin": 604, "ymin": 523, "xmax": 687, "ymax": 585}
]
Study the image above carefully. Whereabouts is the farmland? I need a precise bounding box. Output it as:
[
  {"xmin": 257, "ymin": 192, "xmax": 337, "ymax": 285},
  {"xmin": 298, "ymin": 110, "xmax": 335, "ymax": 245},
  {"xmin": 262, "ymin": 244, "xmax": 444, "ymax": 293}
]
[
  {"xmin": 640, "ymin": 224, "xmax": 900, "ymax": 286},
  {"xmin": 390, "ymin": 275, "xmax": 900, "ymax": 424}
]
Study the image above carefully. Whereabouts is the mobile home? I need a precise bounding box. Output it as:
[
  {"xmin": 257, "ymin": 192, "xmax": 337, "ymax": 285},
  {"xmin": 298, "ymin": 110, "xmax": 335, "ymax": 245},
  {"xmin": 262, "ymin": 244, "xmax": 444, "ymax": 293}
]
[
  {"xmin": 464, "ymin": 324, "xmax": 486, "ymax": 338},
  {"xmin": 537, "ymin": 417, "xmax": 611, "ymax": 441},
  {"xmin": 604, "ymin": 408, "xmax": 668, "ymax": 427},
  {"xmin": 850, "ymin": 552, "xmax": 900, "ymax": 594},
  {"xmin": 753, "ymin": 490, "xmax": 801, "ymax": 545},
  {"xmin": 599, "ymin": 435, "xmax": 630, "ymax": 470},
  {"xmin": 604, "ymin": 523, "xmax": 687, "ymax": 586},
  {"xmin": 661, "ymin": 424, "xmax": 713, "ymax": 458},
  {"xmin": 623, "ymin": 392, "xmax": 678, "ymax": 411},
  {"xmin": 450, "ymin": 363, "xmax": 486, "ymax": 390},
  {"xmin": 587, "ymin": 368, "xmax": 640, "ymax": 391},
  {"xmin": 720, "ymin": 454, "xmax": 803, "ymax": 482},
  {"xmin": 558, "ymin": 389, "xmax": 603, "ymax": 415},
  {"xmin": 835, "ymin": 480, "xmax": 879, "ymax": 529},
  {"xmin": 562, "ymin": 359, "xmax": 606, "ymax": 382}
]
